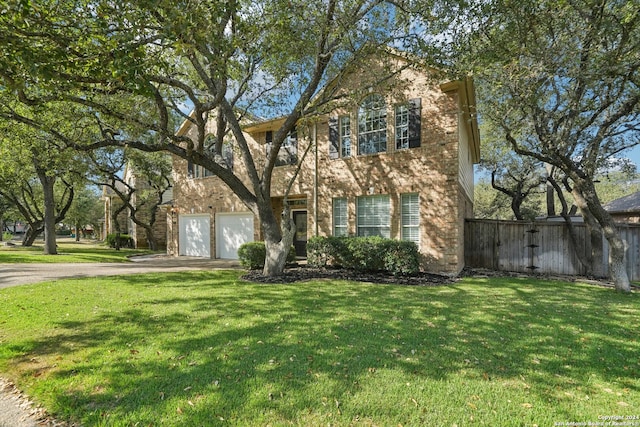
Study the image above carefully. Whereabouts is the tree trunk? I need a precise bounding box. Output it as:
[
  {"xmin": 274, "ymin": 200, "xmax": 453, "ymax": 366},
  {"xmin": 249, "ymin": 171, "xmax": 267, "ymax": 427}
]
[
  {"xmin": 603, "ymin": 222, "xmax": 630, "ymax": 292},
  {"xmin": 573, "ymin": 198, "xmax": 605, "ymax": 278},
  {"xmin": 22, "ymin": 224, "xmax": 43, "ymax": 246},
  {"xmin": 574, "ymin": 179, "xmax": 630, "ymax": 292},
  {"xmin": 545, "ymin": 164, "xmax": 556, "ymax": 216},
  {"xmin": 262, "ymin": 205, "xmax": 295, "ymax": 277},
  {"xmin": 143, "ymin": 223, "xmax": 158, "ymax": 251},
  {"xmin": 38, "ymin": 170, "xmax": 58, "ymax": 255},
  {"xmin": 75, "ymin": 221, "xmax": 81, "ymax": 241}
]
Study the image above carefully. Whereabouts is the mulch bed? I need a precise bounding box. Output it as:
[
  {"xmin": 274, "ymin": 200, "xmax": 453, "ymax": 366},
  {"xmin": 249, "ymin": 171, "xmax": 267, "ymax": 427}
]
[
  {"xmin": 242, "ymin": 265, "xmax": 637, "ymax": 289},
  {"xmin": 242, "ymin": 265, "xmax": 456, "ymax": 286}
]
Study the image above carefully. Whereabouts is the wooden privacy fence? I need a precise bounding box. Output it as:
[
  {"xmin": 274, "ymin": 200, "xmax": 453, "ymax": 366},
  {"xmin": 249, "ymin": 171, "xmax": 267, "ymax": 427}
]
[{"xmin": 465, "ymin": 219, "xmax": 640, "ymax": 280}]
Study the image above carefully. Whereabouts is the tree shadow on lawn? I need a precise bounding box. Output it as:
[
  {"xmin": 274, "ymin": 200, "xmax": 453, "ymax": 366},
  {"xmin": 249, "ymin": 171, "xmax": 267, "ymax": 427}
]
[{"xmin": 7, "ymin": 272, "xmax": 640, "ymax": 425}]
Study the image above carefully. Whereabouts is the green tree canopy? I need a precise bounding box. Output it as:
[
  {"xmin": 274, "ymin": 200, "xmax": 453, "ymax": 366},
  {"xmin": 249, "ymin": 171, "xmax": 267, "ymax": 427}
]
[
  {"xmin": 443, "ymin": 0, "xmax": 640, "ymax": 291},
  {"xmin": 0, "ymin": 0, "xmax": 438, "ymax": 275}
]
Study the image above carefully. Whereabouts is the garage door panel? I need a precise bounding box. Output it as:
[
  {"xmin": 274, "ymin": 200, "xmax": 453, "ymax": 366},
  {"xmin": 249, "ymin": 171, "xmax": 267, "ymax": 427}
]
[
  {"xmin": 216, "ymin": 213, "xmax": 254, "ymax": 259},
  {"xmin": 179, "ymin": 215, "xmax": 211, "ymax": 257}
]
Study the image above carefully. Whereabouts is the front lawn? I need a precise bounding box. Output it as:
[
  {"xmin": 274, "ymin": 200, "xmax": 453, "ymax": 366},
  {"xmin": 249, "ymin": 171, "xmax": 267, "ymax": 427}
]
[
  {"xmin": 0, "ymin": 240, "xmax": 157, "ymax": 263},
  {"xmin": 0, "ymin": 271, "xmax": 638, "ymax": 426}
]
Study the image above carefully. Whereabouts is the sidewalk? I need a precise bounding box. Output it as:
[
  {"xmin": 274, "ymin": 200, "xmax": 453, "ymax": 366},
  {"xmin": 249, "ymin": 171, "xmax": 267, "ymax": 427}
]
[
  {"xmin": 0, "ymin": 255, "xmax": 240, "ymax": 289},
  {"xmin": 0, "ymin": 379, "xmax": 48, "ymax": 427}
]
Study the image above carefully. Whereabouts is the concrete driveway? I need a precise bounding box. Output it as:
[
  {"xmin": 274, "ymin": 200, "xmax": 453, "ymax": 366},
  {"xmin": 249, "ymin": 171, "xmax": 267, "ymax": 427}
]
[{"xmin": 0, "ymin": 255, "xmax": 241, "ymax": 289}]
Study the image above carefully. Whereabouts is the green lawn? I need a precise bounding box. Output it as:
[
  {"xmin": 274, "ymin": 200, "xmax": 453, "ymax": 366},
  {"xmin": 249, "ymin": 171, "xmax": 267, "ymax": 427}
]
[
  {"xmin": 0, "ymin": 271, "xmax": 638, "ymax": 426},
  {"xmin": 0, "ymin": 240, "xmax": 157, "ymax": 263}
]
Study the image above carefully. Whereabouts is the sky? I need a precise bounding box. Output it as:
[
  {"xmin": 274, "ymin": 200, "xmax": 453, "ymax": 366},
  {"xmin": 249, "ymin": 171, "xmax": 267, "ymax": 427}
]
[{"xmin": 624, "ymin": 145, "xmax": 640, "ymax": 171}]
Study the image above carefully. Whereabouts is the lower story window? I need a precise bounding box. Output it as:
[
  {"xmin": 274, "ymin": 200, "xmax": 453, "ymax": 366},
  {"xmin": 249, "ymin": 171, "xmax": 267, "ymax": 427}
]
[
  {"xmin": 357, "ymin": 195, "xmax": 390, "ymax": 238},
  {"xmin": 333, "ymin": 198, "xmax": 348, "ymax": 237},
  {"xmin": 401, "ymin": 193, "xmax": 420, "ymax": 246}
]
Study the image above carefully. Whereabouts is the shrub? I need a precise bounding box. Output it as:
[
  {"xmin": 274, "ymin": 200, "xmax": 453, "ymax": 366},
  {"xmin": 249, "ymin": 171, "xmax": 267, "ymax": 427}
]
[
  {"xmin": 383, "ymin": 240, "xmax": 421, "ymax": 276},
  {"xmin": 308, "ymin": 236, "xmax": 340, "ymax": 267},
  {"xmin": 106, "ymin": 233, "xmax": 134, "ymax": 249},
  {"xmin": 2, "ymin": 231, "xmax": 13, "ymax": 241},
  {"xmin": 237, "ymin": 241, "xmax": 296, "ymax": 269},
  {"xmin": 341, "ymin": 236, "xmax": 383, "ymax": 271},
  {"xmin": 307, "ymin": 236, "xmax": 421, "ymax": 275}
]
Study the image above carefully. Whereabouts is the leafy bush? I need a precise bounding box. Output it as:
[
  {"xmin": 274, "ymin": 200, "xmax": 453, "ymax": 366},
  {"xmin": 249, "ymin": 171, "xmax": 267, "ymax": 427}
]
[
  {"xmin": 238, "ymin": 241, "xmax": 296, "ymax": 269},
  {"xmin": 106, "ymin": 233, "xmax": 134, "ymax": 249},
  {"xmin": 382, "ymin": 240, "xmax": 422, "ymax": 276},
  {"xmin": 307, "ymin": 236, "xmax": 421, "ymax": 275},
  {"xmin": 2, "ymin": 231, "xmax": 13, "ymax": 241},
  {"xmin": 308, "ymin": 236, "xmax": 343, "ymax": 267}
]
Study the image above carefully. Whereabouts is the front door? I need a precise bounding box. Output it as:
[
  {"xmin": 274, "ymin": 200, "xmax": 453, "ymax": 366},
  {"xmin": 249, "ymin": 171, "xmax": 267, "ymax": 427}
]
[{"xmin": 292, "ymin": 211, "xmax": 307, "ymax": 257}]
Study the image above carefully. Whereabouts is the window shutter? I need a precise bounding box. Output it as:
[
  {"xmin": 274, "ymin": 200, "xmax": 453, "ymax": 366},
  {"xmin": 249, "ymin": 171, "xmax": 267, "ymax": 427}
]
[
  {"xmin": 408, "ymin": 98, "xmax": 421, "ymax": 148},
  {"xmin": 328, "ymin": 117, "xmax": 339, "ymax": 159}
]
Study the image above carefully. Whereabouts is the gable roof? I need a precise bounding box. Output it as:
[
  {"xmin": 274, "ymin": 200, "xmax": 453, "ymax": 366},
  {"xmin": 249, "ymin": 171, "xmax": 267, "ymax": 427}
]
[{"xmin": 604, "ymin": 191, "xmax": 640, "ymax": 213}]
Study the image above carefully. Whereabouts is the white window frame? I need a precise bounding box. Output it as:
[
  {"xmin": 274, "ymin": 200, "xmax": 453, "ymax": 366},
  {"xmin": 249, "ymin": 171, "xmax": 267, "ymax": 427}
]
[
  {"xmin": 395, "ymin": 104, "xmax": 409, "ymax": 150},
  {"xmin": 358, "ymin": 94, "xmax": 387, "ymax": 155},
  {"xmin": 401, "ymin": 193, "xmax": 420, "ymax": 246},
  {"xmin": 339, "ymin": 116, "xmax": 352, "ymax": 157},
  {"xmin": 333, "ymin": 198, "xmax": 348, "ymax": 237},
  {"xmin": 357, "ymin": 195, "xmax": 390, "ymax": 238}
]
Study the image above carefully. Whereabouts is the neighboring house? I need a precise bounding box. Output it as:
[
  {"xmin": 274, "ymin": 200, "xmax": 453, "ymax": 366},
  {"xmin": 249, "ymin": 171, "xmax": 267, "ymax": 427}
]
[
  {"xmin": 604, "ymin": 191, "xmax": 640, "ymax": 223},
  {"xmin": 101, "ymin": 182, "xmax": 129, "ymax": 239},
  {"xmin": 102, "ymin": 164, "xmax": 173, "ymax": 249},
  {"xmin": 169, "ymin": 54, "xmax": 480, "ymax": 274}
]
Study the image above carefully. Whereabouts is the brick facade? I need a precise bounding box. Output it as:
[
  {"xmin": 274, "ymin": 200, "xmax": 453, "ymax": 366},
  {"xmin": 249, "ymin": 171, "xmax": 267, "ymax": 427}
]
[{"xmin": 170, "ymin": 57, "xmax": 479, "ymax": 274}]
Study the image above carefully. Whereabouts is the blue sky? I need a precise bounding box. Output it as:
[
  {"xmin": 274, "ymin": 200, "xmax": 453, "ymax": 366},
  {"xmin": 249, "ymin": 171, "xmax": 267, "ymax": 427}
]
[{"xmin": 624, "ymin": 145, "xmax": 640, "ymax": 171}]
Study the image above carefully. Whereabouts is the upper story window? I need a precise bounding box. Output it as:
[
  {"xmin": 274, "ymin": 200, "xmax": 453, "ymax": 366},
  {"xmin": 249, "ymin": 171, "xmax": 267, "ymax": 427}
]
[
  {"xmin": 358, "ymin": 94, "xmax": 387, "ymax": 155},
  {"xmin": 221, "ymin": 142, "xmax": 234, "ymax": 171},
  {"xmin": 266, "ymin": 130, "xmax": 298, "ymax": 166},
  {"xmin": 187, "ymin": 135, "xmax": 233, "ymax": 178},
  {"xmin": 188, "ymin": 160, "xmax": 210, "ymax": 178},
  {"xmin": 329, "ymin": 97, "xmax": 421, "ymax": 159},
  {"xmin": 395, "ymin": 104, "xmax": 409, "ymax": 150},
  {"xmin": 340, "ymin": 116, "xmax": 352, "ymax": 157}
]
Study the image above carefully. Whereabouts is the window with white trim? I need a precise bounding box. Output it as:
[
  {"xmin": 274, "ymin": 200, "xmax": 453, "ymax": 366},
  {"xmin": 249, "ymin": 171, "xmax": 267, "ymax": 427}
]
[
  {"xmin": 358, "ymin": 94, "xmax": 387, "ymax": 155},
  {"xmin": 339, "ymin": 116, "xmax": 352, "ymax": 157},
  {"xmin": 221, "ymin": 142, "xmax": 234, "ymax": 171},
  {"xmin": 357, "ymin": 195, "xmax": 390, "ymax": 238},
  {"xmin": 202, "ymin": 135, "xmax": 216, "ymax": 177},
  {"xmin": 266, "ymin": 130, "xmax": 298, "ymax": 166},
  {"xmin": 401, "ymin": 193, "xmax": 420, "ymax": 246},
  {"xmin": 333, "ymin": 198, "xmax": 348, "ymax": 237},
  {"xmin": 395, "ymin": 104, "xmax": 409, "ymax": 150}
]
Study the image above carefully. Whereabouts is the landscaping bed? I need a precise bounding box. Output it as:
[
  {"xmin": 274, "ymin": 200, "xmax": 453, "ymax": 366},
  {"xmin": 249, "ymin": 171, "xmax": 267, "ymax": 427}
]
[{"xmin": 243, "ymin": 265, "xmax": 456, "ymax": 285}]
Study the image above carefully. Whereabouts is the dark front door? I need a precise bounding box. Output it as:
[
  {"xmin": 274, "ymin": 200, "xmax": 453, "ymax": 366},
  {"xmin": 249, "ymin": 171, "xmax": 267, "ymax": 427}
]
[{"xmin": 292, "ymin": 211, "xmax": 307, "ymax": 257}]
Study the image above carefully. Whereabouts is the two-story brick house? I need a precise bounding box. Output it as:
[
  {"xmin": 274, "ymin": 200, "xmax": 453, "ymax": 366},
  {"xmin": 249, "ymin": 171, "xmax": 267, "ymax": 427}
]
[{"xmin": 168, "ymin": 54, "xmax": 479, "ymax": 274}]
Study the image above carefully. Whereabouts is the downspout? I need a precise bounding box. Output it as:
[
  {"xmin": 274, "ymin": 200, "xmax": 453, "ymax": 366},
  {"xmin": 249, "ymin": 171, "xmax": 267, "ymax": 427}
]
[{"xmin": 314, "ymin": 120, "xmax": 319, "ymax": 237}]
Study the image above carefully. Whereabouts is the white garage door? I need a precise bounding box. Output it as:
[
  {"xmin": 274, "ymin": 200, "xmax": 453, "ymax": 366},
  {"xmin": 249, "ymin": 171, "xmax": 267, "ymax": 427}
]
[
  {"xmin": 179, "ymin": 214, "xmax": 211, "ymax": 257},
  {"xmin": 216, "ymin": 213, "xmax": 254, "ymax": 259}
]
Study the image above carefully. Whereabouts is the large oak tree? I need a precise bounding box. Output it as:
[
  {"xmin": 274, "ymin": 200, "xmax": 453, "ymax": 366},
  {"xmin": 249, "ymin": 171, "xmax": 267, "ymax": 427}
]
[
  {"xmin": 439, "ymin": 0, "xmax": 640, "ymax": 292},
  {"xmin": 0, "ymin": 0, "xmax": 429, "ymax": 275}
]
